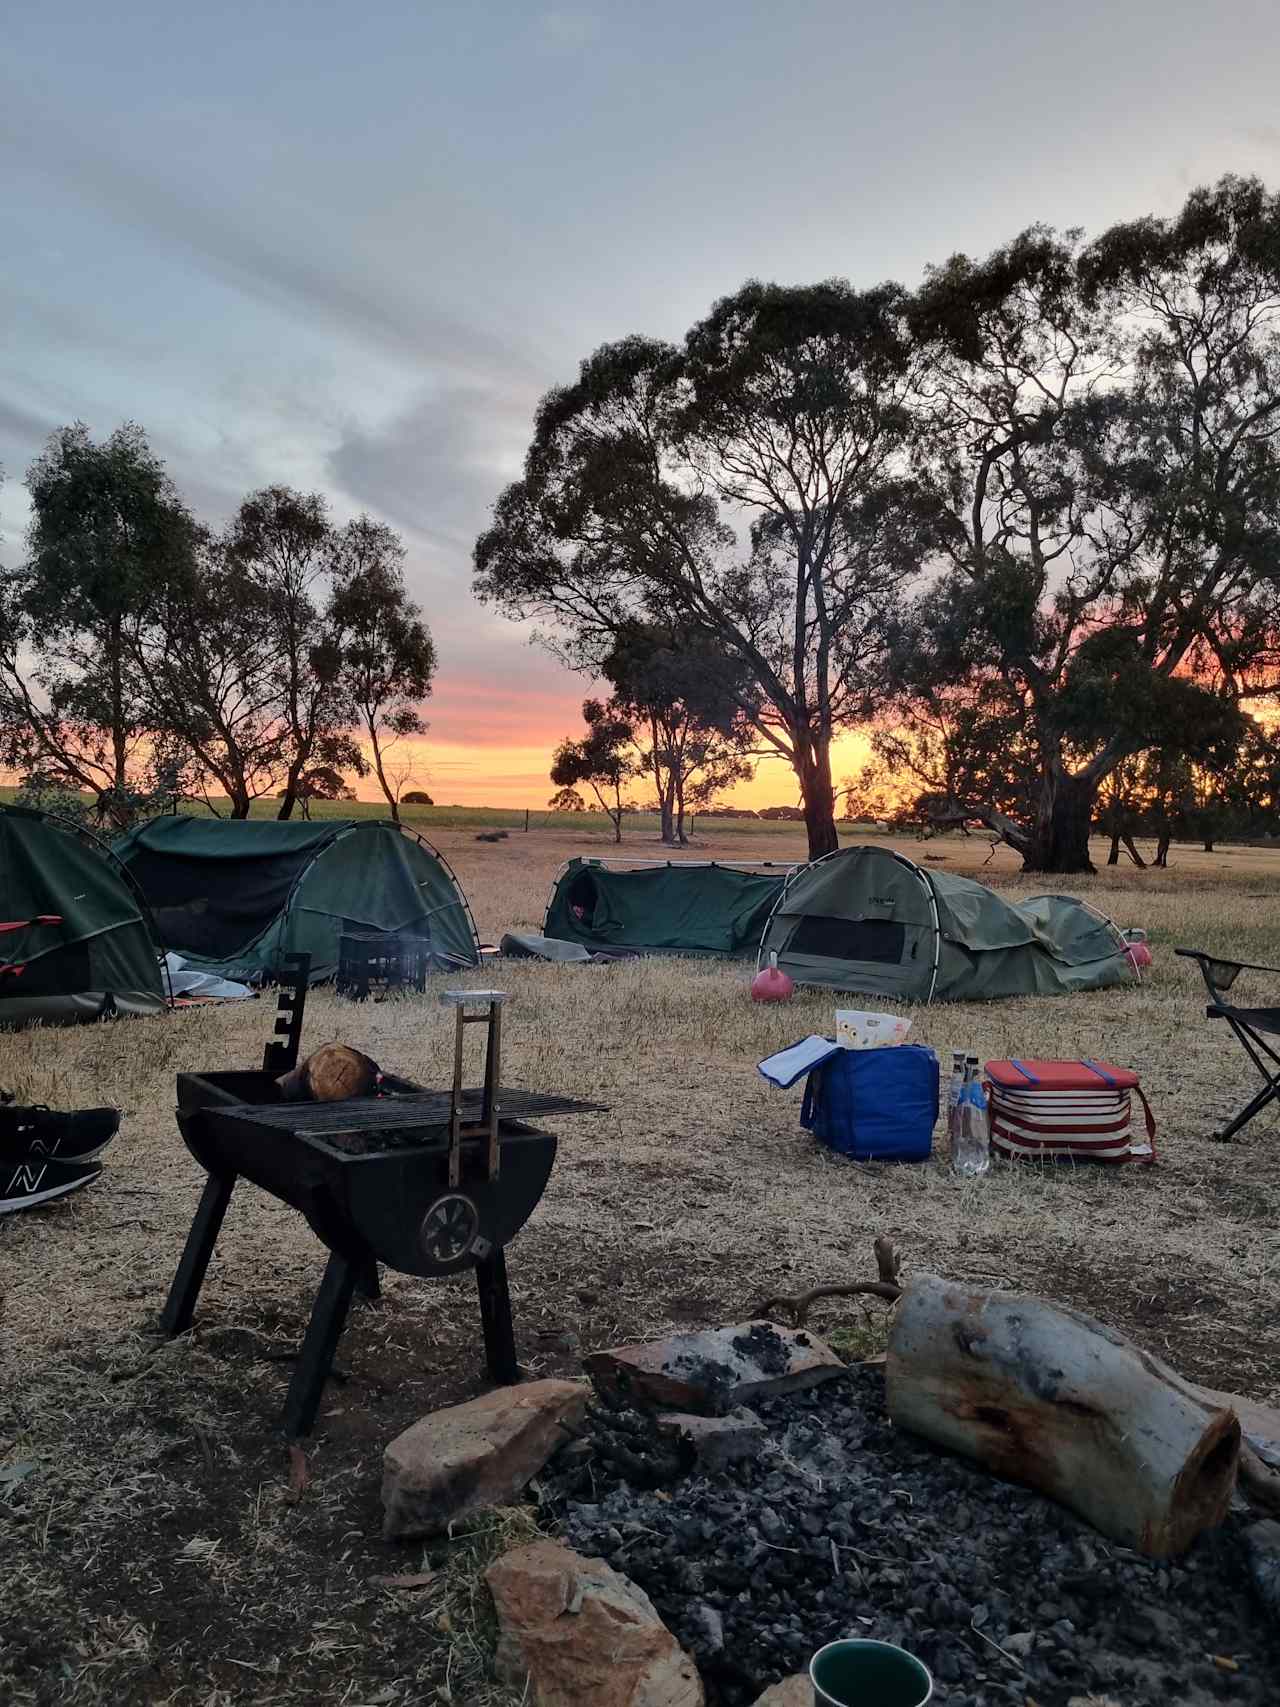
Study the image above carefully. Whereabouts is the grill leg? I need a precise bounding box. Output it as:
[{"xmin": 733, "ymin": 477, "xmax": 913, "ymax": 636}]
[
  {"xmin": 355, "ymin": 1252, "xmax": 380, "ymax": 1300},
  {"xmin": 283, "ymin": 1252, "xmax": 359, "ymax": 1439},
  {"xmin": 159, "ymin": 1173, "xmax": 237, "ymax": 1337},
  {"xmin": 475, "ymin": 1247, "xmax": 519, "ymax": 1386}
]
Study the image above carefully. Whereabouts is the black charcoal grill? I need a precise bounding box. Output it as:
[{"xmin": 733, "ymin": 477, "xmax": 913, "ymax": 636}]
[{"xmin": 159, "ymin": 957, "xmax": 601, "ymax": 1435}]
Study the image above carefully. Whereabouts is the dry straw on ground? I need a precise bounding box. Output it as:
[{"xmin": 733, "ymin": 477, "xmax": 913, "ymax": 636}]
[{"xmin": 2, "ymin": 824, "xmax": 1279, "ymax": 1705}]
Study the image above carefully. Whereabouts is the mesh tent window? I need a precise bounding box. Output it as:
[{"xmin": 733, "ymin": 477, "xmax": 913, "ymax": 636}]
[{"xmin": 786, "ymin": 915, "xmax": 909, "ymax": 964}]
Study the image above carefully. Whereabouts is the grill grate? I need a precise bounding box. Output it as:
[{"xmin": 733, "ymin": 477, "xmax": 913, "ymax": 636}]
[{"xmin": 214, "ymin": 1086, "xmax": 603, "ymax": 1142}]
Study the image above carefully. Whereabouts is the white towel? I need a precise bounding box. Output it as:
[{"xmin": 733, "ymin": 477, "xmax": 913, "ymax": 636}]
[{"xmin": 757, "ymin": 1034, "xmax": 843, "ymax": 1090}]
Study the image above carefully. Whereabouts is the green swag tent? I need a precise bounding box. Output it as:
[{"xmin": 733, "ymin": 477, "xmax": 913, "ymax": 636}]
[
  {"xmin": 543, "ymin": 857, "xmax": 790, "ymax": 958},
  {"xmin": 0, "ymin": 804, "xmax": 167, "ymax": 1025},
  {"xmin": 756, "ymin": 844, "xmax": 1135, "ymax": 1002},
  {"xmin": 115, "ymin": 817, "xmax": 479, "ymax": 985}
]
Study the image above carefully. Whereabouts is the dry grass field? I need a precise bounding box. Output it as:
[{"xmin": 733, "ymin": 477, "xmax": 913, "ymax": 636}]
[{"xmin": 3, "ymin": 822, "xmax": 1280, "ymax": 1705}]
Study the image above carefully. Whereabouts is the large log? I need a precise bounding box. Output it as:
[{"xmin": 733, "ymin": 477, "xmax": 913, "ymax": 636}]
[{"xmin": 886, "ymin": 1273, "xmax": 1240, "ymax": 1557}]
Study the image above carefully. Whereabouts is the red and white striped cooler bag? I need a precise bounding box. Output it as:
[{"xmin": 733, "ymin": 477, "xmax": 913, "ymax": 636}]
[{"xmin": 985, "ymin": 1058, "xmax": 1156, "ymax": 1164}]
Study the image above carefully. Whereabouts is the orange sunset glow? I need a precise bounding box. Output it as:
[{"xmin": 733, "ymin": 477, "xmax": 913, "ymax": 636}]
[{"xmin": 368, "ymin": 671, "xmax": 875, "ymax": 810}]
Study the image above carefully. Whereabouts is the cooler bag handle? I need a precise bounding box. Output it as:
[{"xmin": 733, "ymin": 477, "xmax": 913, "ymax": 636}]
[
  {"xmin": 1134, "ymin": 1084, "xmax": 1157, "ymax": 1161},
  {"xmin": 801, "ymin": 1065, "xmax": 825, "ymax": 1133}
]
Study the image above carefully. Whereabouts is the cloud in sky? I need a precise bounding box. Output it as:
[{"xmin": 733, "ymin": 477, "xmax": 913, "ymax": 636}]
[
  {"xmin": 536, "ymin": 9, "xmax": 603, "ymax": 50},
  {"xmin": 328, "ymin": 381, "xmax": 539, "ymax": 552},
  {"xmin": 4, "ymin": 0, "xmax": 1280, "ymax": 805}
]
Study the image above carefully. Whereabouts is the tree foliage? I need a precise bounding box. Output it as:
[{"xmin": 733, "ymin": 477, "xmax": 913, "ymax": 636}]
[
  {"xmin": 329, "ymin": 518, "xmax": 436, "ymax": 821},
  {"xmin": 890, "ymin": 178, "xmax": 1280, "ymax": 868},
  {"xmin": 549, "ymin": 700, "xmax": 637, "ymax": 842},
  {"xmin": 0, "ymin": 423, "xmax": 199, "ymax": 826},
  {"xmin": 476, "ymin": 281, "xmax": 922, "ymax": 859},
  {"xmin": 0, "ymin": 435, "xmax": 436, "ymax": 827},
  {"xmin": 601, "ymin": 621, "xmax": 754, "ymax": 843},
  {"xmin": 479, "ymin": 178, "xmax": 1280, "ymax": 870}
]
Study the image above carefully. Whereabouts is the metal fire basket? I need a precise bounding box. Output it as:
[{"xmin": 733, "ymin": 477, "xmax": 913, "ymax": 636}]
[{"xmin": 159, "ymin": 957, "xmax": 601, "ymax": 1436}]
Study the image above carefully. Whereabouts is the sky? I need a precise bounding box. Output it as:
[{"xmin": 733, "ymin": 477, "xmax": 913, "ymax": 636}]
[{"xmin": 5, "ymin": 0, "xmax": 1280, "ymax": 807}]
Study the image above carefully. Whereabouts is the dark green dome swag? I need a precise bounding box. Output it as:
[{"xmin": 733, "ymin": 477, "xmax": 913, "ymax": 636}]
[
  {"xmin": 0, "ymin": 803, "xmax": 167, "ymax": 1026},
  {"xmin": 756, "ymin": 844, "xmax": 1136, "ymax": 1002},
  {"xmin": 114, "ymin": 817, "xmax": 479, "ymax": 985},
  {"xmin": 543, "ymin": 856, "xmax": 791, "ymax": 959}
]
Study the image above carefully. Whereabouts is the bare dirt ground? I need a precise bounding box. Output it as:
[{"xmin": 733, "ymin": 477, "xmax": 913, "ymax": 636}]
[{"xmin": 3, "ymin": 823, "xmax": 1279, "ymax": 1705}]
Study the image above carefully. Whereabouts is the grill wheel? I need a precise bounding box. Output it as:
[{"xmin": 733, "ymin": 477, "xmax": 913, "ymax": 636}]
[{"xmin": 418, "ymin": 1192, "xmax": 480, "ymax": 1265}]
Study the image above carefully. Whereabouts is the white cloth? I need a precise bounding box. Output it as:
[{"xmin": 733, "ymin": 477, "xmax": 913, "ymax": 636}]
[
  {"xmin": 163, "ymin": 952, "xmax": 255, "ymax": 1001},
  {"xmin": 757, "ymin": 1034, "xmax": 843, "ymax": 1090}
]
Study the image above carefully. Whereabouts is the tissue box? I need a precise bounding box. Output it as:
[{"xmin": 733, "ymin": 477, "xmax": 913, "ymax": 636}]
[{"xmin": 835, "ymin": 1009, "xmax": 912, "ymax": 1049}]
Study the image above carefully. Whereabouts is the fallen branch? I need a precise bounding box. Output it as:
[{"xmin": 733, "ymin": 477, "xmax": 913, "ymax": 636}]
[
  {"xmin": 752, "ymin": 1237, "xmax": 903, "ymax": 1328},
  {"xmin": 886, "ymin": 1274, "xmax": 1239, "ymax": 1558}
]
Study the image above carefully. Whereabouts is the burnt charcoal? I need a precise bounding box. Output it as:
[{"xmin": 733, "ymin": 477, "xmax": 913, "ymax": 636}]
[{"xmin": 546, "ymin": 1361, "xmax": 1280, "ymax": 1707}]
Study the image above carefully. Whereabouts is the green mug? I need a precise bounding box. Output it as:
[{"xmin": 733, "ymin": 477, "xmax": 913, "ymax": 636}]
[{"xmin": 809, "ymin": 1638, "xmax": 934, "ymax": 1707}]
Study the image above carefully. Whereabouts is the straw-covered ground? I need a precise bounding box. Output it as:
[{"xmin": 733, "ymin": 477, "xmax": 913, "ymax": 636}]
[{"xmin": 2, "ymin": 824, "xmax": 1279, "ymax": 1705}]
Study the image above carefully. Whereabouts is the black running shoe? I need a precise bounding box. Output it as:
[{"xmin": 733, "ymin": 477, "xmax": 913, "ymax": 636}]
[
  {"xmin": 0, "ymin": 1105, "xmax": 120, "ymax": 1164},
  {"xmin": 0, "ymin": 1157, "xmax": 102, "ymax": 1215}
]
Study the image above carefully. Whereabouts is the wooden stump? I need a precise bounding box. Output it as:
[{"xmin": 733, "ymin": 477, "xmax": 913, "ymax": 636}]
[{"xmin": 886, "ymin": 1273, "xmax": 1240, "ymax": 1557}]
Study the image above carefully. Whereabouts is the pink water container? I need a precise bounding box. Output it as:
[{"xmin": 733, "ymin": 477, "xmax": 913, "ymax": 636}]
[{"xmin": 751, "ymin": 950, "xmax": 795, "ymax": 1003}]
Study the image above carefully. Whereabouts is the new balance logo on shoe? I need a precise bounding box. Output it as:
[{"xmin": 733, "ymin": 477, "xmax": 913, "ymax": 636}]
[{"xmin": 0, "ymin": 1157, "xmax": 101, "ymax": 1214}]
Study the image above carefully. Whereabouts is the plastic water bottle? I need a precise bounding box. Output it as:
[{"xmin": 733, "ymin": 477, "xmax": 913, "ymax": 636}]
[
  {"xmin": 953, "ymin": 1059, "xmax": 991, "ymax": 1178},
  {"xmin": 946, "ymin": 1050, "xmax": 965, "ymax": 1136}
]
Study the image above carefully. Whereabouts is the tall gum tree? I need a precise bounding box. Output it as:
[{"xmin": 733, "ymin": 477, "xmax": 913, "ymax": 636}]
[
  {"xmin": 224, "ymin": 486, "xmax": 366, "ymax": 819},
  {"xmin": 601, "ymin": 620, "xmax": 754, "ymax": 845},
  {"xmin": 900, "ymin": 180, "xmax": 1280, "ymax": 872},
  {"xmin": 474, "ymin": 281, "xmax": 920, "ymax": 859},
  {"xmin": 329, "ymin": 518, "xmax": 436, "ymax": 822},
  {"xmin": 0, "ymin": 423, "xmax": 198, "ymax": 826},
  {"xmin": 130, "ymin": 534, "xmax": 291, "ymax": 818}
]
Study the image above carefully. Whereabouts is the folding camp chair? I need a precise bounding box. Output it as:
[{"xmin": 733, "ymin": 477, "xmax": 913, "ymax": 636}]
[{"xmin": 1175, "ymin": 948, "xmax": 1280, "ymax": 1141}]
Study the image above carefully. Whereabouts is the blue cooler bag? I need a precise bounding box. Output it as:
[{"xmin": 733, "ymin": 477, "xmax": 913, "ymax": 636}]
[{"xmin": 800, "ymin": 1044, "xmax": 939, "ymax": 1161}]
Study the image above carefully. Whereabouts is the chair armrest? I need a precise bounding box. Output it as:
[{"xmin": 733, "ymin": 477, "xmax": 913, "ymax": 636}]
[{"xmin": 1175, "ymin": 947, "xmax": 1280, "ymax": 975}]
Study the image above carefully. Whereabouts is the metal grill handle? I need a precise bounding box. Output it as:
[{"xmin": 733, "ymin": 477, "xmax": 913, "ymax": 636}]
[
  {"xmin": 441, "ymin": 990, "xmax": 509, "ymax": 1186},
  {"xmin": 262, "ymin": 954, "xmax": 312, "ymax": 1072}
]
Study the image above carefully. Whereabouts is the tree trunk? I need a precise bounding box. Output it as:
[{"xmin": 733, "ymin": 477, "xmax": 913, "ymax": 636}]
[
  {"xmin": 1204, "ymin": 836, "xmax": 1215, "ymax": 853},
  {"xmin": 886, "ymin": 1274, "xmax": 1239, "ymax": 1558},
  {"xmin": 658, "ymin": 790, "xmax": 676, "ymax": 845},
  {"xmin": 650, "ymin": 721, "xmax": 677, "ymax": 846},
  {"xmin": 368, "ymin": 731, "xmax": 400, "ymax": 822},
  {"xmin": 1155, "ymin": 832, "xmax": 1171, "ymax": 868},
  {"xmin": 795, "ymin": 736, "xmax": 838, "ymax": 862},
  {"xmin": 1023, "ymin": 771, "xmax": 1098, "ymax": 874},
  {"xmin": 1107, "ymin": 831, "xmax": 1120, "ymax": 866},
  {"xmin": 277, "ymin": 759, "xmax": 304, "ymax": 819}
]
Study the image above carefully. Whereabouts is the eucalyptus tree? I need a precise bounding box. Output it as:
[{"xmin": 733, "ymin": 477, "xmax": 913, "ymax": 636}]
[
  {"xmin": 475, "ymin": 281, "xmax": 921, "ymax": 858},
  {"xmin": 601, "ymin": 621, "xmax": 754, "ymax": 844},
  {"xmin": 895, "ymin": 178, "xmax": 1280, "ymax": 871},
  {"xmin": 329, "ymin": 517, "xmax": 436, "ymax": 821},
  {"xmin": 0, "ymin": 423, "xmax": 198, "ymax": 826}
]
